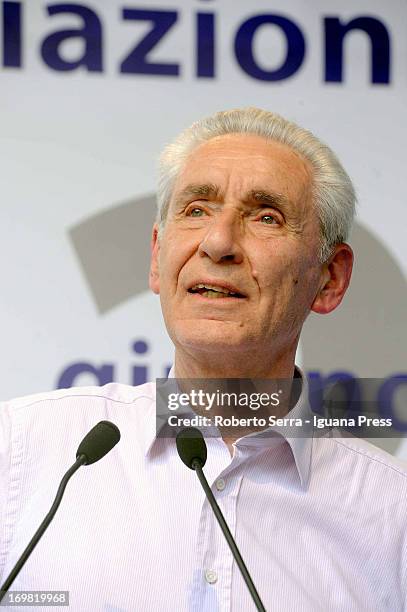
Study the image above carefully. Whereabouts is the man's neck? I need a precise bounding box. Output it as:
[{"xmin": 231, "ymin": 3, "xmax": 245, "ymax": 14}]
[
  {"xmin": 174, "ymin": 349, "xmax": 296, "ymax": 380},
  {"xmin": 172, "ymin": 349, "xmax": 300, "ymax": 455}
]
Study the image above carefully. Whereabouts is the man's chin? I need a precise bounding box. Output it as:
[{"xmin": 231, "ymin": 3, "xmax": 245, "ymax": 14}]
[{"xmin": 171, "ymin": 321, "xmax": 247, "ymax": 352}]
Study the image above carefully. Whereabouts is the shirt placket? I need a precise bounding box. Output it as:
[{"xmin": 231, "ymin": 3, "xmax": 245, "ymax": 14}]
[{"xmin": 192, "ymin": 446, "xmax": 247, "ymax": 612}]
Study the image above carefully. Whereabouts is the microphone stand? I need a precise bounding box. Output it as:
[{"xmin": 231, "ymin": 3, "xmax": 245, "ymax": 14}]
[
  {"xmin": 192, "ymin": 458, "xmax": 267, "ymax": 612},
  {"xmin": 0, "ymin": 455, "xmax": 87, "ymax": 601}
]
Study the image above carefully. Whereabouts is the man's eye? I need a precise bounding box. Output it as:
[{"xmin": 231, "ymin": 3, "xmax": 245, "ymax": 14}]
[
  {"xmin": 260, "ymin": 214, "xmax": 278, "ymax": 225},
  {"xmin": 188, "ymin": 207, "xmax": 205, "ymax": 217}
]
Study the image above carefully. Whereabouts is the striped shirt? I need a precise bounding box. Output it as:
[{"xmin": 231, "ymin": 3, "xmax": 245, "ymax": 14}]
[{"xmin": 1, "ymin": 369, "xmax": 406, "ymax": 611}]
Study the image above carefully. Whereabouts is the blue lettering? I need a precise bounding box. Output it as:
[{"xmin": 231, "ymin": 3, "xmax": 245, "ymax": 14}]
[
  {"xmin": 3, "ymin": 1, "xmax": 22, "ymax": 67},
  {"xmin": 324, "ymin": 16, "xmax": 390, "ymax": 83},
  {"xmin": 234, "ymin": 14, "xmax": 305, "ymax": 81},
  {"xmin": 120, "ymin": 9, "xmax": 179, "ymax": 76},
  {"xmin": 196, "ymin": 11, "xmax": 215, "ymax": 78},
  {"xmin": 378, "ymin": 375, "xmax": 407, "ymax": 431},
  {"xmin": 307, "ymin": 371, "xmax": 359, "ymax": 417},
  {"xmin": 41, "ymin": 3, "xmax": 103, "ymax": 72},
  {"xmin": 57, "ymin": 362, "xmax": 114, "ymax": 388},
  {"xmin": 131, "ymin": 339, "xmax": 149, "ymax": 385}
]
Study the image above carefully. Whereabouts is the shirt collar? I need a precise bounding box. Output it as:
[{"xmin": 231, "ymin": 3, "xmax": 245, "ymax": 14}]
[
  {"xmin": 232, "ymin": 369, "xmax": 313, "ymax": 489},
  {"xmin": 145, "ymin": 364, "xmax": 313, "ymax": 489}
]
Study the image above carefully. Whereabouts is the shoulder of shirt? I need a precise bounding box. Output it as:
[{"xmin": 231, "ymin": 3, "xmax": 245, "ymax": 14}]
[
  {"xmin": 326, "ymin": 432, "xmax": 407, "ymax": 480},
  {"xmin": 1, "ymin": 381, "xmax": 157, "ymax": 412}
]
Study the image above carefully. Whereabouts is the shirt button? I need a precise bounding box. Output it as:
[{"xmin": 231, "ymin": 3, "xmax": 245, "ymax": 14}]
[
  {"xmin": 215, "ymin": 478, "xmax": 226, "ymax": 491},
  {"xmin": 205, "ymin": 569, "xmax": 218, "ymax": 584}
]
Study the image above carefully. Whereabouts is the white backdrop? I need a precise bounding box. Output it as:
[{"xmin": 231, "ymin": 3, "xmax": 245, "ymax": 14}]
[{"xmin": 1, "ymin": 0, "xmax": 406, "ymax": 455}]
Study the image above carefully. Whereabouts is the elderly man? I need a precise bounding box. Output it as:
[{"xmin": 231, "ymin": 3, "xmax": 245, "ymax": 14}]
[{"xmin": 1, "ymin": 108, "xmax": 406, "ymax": 612}]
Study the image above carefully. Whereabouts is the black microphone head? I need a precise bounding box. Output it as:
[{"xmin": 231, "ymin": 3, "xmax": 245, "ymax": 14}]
[
  {"xmin": 76, "ymin": 421, "xmax": 121, "ymax": 465},
  {"xmin": 176, "ymin": 427, "xmax": 207, "ymax": 470}
]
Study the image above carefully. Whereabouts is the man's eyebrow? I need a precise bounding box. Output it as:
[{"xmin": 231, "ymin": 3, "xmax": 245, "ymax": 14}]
[
  {"xmin": 173, "ymin": 184, "xmax": 291, "ymax": 210},
  {"xmin": 245, "ymin": 190, "xmax": 290, "ymax": 208},
  {"xmin": 174, "ymin": 183, "xmax": 220, "ymax": 204}
]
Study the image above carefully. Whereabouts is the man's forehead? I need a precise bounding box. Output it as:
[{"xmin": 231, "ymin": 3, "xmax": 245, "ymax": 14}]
[
  {"xmin": 183, "ymin": 132, "xmax": 307, "ymax": 162},
  {"xmin": 170, "ymin": 134, "xmax": 313, "ymax": 212},
  {"xmin": 175, "ymin": 134, "xmax": 312, "ymax": 183}
]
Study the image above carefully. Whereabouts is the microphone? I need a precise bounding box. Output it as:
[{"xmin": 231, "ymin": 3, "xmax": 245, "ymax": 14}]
[
  {"xmin": 176, "ymin": 428, "xmax": 267, "ymax": 612},
  {"xmin": 76, "ymin": 420, "xmax": 121, "ymax": 464},
  {"xmin": 0, "ymin": 420, "xmax": 121, "ymax": 602},
  {"xmin": 176, "ymin": 426, "xmax": 207, "ymax": 470}
]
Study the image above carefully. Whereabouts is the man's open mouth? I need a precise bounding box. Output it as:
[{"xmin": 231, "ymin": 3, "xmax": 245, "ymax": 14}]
[{"xmin": 188, "ymin": 283, "xmax": 245, "ymax": 299}]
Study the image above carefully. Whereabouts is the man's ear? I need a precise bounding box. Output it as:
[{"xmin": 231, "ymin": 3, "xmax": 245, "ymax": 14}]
[
  {"xmin": 311, "ymin": 243, "xmax": 354, "ymax": 314},
  {"xmin": 149, "ymin": 223, "xmax": 160, "ymax": 294}
]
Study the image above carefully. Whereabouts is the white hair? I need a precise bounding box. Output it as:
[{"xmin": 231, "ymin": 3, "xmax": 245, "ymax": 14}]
[{"xmin": 156, "ymin": 107, "xmax": 356, "ymax": 262}]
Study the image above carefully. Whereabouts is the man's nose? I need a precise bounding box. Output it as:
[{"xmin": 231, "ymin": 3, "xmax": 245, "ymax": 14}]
[{"xmin": 197, "ymin": 210, "xmax": 244, "ymax": 264}]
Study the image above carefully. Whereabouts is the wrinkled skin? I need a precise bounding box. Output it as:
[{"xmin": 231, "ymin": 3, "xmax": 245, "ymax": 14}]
[{"xmin": 150, "ymin": 134, "xmax": 353, "ymax": 381}]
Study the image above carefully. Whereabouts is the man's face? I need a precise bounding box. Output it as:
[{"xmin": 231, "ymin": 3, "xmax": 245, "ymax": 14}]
[{"xmin": 150, "ymin": 134, "xmax": 329, "ymax": 366}]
